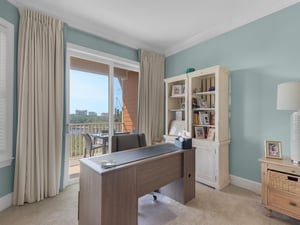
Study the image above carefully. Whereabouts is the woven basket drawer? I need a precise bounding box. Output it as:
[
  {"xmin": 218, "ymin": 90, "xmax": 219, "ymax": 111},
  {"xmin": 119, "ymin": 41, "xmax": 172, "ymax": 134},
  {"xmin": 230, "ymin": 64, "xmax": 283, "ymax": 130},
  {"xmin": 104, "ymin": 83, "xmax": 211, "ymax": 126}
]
[{"xmin": 268, "ymin": 170, "xmax": 300, "ymax": 195}]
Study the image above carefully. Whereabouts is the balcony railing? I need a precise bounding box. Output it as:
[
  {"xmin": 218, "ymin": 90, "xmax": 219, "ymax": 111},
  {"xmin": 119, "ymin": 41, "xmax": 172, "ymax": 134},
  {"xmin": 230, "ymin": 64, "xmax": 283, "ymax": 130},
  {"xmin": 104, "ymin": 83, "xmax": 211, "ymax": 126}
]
[{"xmin": 67, "ymin": 122, "xmax": 123, "ymax": 160}]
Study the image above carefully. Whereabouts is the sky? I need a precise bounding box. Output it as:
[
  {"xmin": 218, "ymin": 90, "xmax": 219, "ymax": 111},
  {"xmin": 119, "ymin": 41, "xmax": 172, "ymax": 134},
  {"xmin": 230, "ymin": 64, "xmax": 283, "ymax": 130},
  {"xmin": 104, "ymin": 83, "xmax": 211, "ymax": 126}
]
[{"xmin": 69, "ymin": 70, "xmax": 122, "ymax": 115}]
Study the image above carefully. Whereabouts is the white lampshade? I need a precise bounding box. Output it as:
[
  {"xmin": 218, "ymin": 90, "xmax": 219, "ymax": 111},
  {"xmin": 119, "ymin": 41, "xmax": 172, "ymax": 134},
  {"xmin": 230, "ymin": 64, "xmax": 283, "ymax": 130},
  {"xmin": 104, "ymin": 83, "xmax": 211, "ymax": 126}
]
[
  {"xmin": 277, "ymin": 81, "xmax": 300, "ymax": 163},
  {"xmin": 277, "ymin": 82, "xmax": 300, "ymax": 110}
]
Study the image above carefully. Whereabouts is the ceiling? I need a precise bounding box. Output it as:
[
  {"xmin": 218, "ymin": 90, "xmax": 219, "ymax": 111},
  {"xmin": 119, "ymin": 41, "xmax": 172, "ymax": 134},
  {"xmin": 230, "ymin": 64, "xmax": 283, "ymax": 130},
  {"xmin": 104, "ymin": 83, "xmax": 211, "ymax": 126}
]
[{"xmin": 8, "ymin": 0, "xmax": 300, "ymax": 56}]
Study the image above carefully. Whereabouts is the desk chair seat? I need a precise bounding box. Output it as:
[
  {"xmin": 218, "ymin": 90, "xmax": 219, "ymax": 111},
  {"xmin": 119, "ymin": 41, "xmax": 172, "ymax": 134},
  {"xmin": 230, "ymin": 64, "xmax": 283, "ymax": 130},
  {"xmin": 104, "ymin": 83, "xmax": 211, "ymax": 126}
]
[
  {"xmin": 83, "ymin": 133, "xmax": 104, "ymax": 157},
  {"xmin": 111, "ymin": 133, "xmax": 158, "ymax": 200}
]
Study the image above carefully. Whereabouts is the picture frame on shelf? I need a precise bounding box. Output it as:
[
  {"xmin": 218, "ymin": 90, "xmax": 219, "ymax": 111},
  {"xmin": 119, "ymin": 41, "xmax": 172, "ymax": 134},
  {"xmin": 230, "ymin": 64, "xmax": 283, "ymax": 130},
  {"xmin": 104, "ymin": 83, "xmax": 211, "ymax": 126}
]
[
  {"xmin": 207, "ymin": 128, "xmax": 215, "ymax": 141},
  {"xmin": 169, "ymin": 120, "xmax": 185, "ymax": 136},
  {"xmin": 265, "ymin": 140, "xmax": 282, "ymax": 159},
  {"xmin": 199, "ymin": 112, "xmax": 209, "ymax": 125},
  {"xmin": 172, "ymin": 84, "xmax": 184, "ymax": 96},
  {"xmin": 194, "ymin": 126, "xmax": 205, "ymax": 139},
  {"xmin": 181, "ymin": 84, "xmax": 185, "ymax": 94},
  {"xmin": 198, "ymin": 98, "xmax": 208, "ymax": 108}
]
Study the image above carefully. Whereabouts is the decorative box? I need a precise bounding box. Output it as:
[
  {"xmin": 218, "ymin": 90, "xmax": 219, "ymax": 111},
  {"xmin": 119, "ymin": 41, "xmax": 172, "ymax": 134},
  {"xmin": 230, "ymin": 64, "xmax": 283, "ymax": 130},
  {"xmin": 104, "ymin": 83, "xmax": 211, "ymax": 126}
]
[{"xmin": 174, "ymin": 137, "xmax": 192, "ymax": 149}]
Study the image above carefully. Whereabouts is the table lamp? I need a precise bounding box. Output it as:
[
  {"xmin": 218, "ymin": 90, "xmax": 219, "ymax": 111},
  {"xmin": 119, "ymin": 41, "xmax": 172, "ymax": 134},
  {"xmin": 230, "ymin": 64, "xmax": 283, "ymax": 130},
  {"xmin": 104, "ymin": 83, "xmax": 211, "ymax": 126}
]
[{"xmin": 277, "ymin": 81, "xmax": 300, "ymax": 163}]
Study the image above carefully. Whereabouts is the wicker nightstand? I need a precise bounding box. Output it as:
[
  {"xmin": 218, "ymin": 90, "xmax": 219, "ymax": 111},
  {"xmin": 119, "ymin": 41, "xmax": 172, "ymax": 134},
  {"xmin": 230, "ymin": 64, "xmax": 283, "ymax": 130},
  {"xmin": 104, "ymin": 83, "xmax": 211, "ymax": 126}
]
[{"xmin": 259, "ymin": 157, "xmax": 300, "ymax": 219}]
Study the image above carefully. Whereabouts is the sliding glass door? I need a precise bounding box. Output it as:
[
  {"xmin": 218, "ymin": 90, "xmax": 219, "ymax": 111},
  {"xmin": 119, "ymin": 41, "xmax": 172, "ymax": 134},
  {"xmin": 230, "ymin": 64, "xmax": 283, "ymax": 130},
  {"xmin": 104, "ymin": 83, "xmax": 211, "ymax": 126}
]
[
  {"xmin": 113, "ymin": 67, "xmax": 139, "ymax": 134},
  {"xmin": 64, "ymin": 44, "xmax": 140, "ymax": 186}
]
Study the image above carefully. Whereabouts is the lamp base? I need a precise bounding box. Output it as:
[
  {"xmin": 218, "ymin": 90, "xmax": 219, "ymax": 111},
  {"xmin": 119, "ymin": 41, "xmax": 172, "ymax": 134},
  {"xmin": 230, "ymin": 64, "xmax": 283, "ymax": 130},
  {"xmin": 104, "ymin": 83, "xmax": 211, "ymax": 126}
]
[
  {"xmin": 290, "ymin": 111, "xmax": 300, "ymax": 162},
  {"xmin": 292, "ymin": 160, "xmax": 300, "ymax": 164}
]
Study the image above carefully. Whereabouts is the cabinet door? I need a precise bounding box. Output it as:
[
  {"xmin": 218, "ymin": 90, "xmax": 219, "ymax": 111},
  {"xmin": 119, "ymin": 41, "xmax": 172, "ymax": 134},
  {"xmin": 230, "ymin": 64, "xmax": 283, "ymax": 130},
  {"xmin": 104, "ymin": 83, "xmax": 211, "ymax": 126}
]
[{"xmin": 195, "ymin": 144, "xmax": 216, "ymax": 185}]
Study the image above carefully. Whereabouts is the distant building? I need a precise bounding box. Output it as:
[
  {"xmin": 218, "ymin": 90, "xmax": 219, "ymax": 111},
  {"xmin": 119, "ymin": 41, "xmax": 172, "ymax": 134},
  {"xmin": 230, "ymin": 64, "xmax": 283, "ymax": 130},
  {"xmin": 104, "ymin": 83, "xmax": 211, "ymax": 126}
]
[
  {"xmin": 75, "ymin": 110, "xmax": 87, "ymax": 115},
  {"xmin": 88, "ymin": 112, "xmax": 97, "ymax": 116},
  {"xmin": 101, "ymin": 112, "xmax": 109, "ymax": 117}
]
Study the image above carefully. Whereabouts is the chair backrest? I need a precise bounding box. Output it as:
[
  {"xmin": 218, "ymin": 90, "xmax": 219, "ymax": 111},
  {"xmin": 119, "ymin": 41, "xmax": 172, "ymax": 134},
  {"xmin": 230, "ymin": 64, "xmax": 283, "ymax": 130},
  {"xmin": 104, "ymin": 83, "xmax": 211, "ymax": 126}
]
[
  {"xmin": 83, "ymin": 133, "xmax": 93, "ymax": 150},
  {"xmin": 111, "ymin": 133, "xmax": 146, "ymax": 152}
]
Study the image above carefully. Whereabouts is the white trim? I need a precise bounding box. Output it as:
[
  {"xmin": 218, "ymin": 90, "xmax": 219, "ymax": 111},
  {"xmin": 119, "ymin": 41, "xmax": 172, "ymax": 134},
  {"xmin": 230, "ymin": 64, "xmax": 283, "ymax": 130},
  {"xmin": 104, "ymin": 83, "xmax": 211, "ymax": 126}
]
[
  {"xmin": 0, "ymin": 193, "xmax": 12, "ymax": 212},
  {"xmin": 165, "ymin": 0, "xmax": 300, "ymax": 56},
  {"xmin": 63, "ymin": 43, "xmax": 140, "ymax": 188},
  {"xmin": 108, "ymin": 63, "xmax": 114, "ymax": 144},
  {"xmin": 8, "ymin": 0, "xmax": 300, "ymax": 56},
  {"xmin": 0, "ymin": 17, "xmax": 14, "ymax": 167},
  {"xmin": 66, "ymin": 43, "xmax": 140, "ymax": 72},
  {"xmin": 230, "ymin": 175, "xmax": 261, "ymax": 195}
]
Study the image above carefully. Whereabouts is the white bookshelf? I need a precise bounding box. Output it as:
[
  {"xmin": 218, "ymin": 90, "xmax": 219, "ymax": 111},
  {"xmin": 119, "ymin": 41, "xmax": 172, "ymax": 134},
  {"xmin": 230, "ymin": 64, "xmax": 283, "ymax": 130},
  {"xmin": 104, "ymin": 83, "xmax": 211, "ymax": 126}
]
[{"xmin": 164, "ymin": 65, "xmax": 230, "ymax": 189}]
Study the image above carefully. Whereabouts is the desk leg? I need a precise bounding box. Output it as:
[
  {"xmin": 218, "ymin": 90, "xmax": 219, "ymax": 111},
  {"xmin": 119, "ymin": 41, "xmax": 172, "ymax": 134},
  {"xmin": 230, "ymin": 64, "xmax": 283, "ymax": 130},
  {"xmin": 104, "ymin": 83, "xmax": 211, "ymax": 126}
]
[
  {"xmin": 79, "ymin": 165, "xmax": 137, "ymax": 225},
  {"xmin": 160, "ymin": 150, "xmax": 195, "ymax": 204},
  {"xmin": 102, "ymin": 167, "xmax": 137, "ymax": 225}
]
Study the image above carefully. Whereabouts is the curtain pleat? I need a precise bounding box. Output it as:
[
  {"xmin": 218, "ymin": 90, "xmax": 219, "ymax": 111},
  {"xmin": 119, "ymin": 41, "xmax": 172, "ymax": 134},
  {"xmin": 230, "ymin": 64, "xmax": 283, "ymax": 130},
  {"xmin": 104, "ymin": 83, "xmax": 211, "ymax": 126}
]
[
  {"xmin": 13, "ymin": 8, "xmax": 64, "ymax": 205},
  {"xmin": 138, "ymin": 50, "xmax": 165, "ymax": 144}
]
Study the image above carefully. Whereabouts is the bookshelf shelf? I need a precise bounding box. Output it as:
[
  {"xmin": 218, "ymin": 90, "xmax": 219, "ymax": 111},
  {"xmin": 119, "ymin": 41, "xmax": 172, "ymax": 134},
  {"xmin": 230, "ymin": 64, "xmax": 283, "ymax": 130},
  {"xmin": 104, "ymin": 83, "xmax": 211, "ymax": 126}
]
[
  {"xmin": 169, "ymin": 108, "xmax": 185, "ymax": 111},
  {"xmin": 170, "ymin": 94, "xmax": 185, "ymax": 98}
]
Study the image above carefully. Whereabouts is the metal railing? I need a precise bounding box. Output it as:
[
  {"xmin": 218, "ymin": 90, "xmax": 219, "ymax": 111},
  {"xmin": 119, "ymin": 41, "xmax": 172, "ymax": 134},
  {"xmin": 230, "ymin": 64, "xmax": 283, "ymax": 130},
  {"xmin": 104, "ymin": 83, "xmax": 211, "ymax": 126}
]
[{"xmin": 67, "ymin": 122, "xmax": 123, "ymax": 159}]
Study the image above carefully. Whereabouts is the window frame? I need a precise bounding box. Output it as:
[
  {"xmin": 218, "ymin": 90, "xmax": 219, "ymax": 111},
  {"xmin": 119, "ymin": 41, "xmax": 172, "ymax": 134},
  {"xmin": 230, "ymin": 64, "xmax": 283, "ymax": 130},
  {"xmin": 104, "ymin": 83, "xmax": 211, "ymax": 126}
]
[
  {"xmin": 64, "ymin": 43, "xmax": 140, "ymax": 187},
  {"xmin": 0, "ymin": 17, "xmax": 14, "ymax": 168}
]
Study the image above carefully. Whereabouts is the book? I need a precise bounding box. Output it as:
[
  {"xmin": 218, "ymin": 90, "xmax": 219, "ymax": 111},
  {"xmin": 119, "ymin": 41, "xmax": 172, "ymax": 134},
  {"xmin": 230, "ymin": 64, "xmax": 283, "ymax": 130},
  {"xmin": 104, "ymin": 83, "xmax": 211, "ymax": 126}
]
[
  {"xmin": 210, "ymin": 112, "xmax": 215, "ymax": 125},
  {"xmin": 194, "ymin": 112, "xmax": 199, "ymax": 124}
]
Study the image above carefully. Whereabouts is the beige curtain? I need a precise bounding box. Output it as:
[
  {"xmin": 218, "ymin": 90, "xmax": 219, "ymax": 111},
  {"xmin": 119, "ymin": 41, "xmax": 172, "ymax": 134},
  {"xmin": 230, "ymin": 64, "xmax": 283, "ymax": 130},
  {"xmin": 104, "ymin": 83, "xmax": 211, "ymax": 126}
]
[
  {"xmin": 13, "ymin": 8, "xmax": 64, "ymax": 205},
  {"xmin": 138, "ymin": 49, "xmax": 165, "ymax": 144}
]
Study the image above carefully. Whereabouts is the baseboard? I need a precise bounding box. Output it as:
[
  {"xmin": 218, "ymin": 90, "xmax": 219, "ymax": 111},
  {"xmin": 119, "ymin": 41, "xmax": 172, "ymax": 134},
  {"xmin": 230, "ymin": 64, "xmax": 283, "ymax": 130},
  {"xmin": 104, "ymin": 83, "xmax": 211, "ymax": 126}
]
[
  {"xmin": 230, "ymin": 175, "xmax": 261, "ymax": 195},
  {"xmin": 0, "ymin": 193, "xmax": 12, "ymax": 212}
]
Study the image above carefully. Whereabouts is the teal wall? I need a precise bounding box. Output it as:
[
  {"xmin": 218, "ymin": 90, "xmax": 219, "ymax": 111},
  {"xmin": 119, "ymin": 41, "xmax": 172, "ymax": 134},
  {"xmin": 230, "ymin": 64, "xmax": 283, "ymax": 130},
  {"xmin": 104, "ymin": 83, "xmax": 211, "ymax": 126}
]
[
  {"xmin": 64, "ymin": 25, "xmax": 138, "ymax": 61},
  {"xmin": 0, "ymin": 0, "xmax": 139, "ymax": 198},
  {"xmin": 0, "ymin": 0, "xmax": 19, "ymax": 198},
  {"xmin": 166, "ymin": 3, "xmax": 300, "ymax": 182}
]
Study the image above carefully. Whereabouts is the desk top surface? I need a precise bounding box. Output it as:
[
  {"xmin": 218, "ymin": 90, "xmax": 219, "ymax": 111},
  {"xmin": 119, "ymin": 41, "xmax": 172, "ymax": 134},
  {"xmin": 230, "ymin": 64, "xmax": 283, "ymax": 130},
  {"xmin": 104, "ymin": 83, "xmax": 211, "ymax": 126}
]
[{"xmin": 80, "ymin": 143, "xmax": 189, "ymax": 172}]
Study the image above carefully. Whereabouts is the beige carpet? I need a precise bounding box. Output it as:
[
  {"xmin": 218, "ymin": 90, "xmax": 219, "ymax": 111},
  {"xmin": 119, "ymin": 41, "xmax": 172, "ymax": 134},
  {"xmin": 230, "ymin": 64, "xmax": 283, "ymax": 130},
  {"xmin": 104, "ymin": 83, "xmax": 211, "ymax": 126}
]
[{"xmin": 0, "ymin": 182, "xmax": 299, "ymax": 225}]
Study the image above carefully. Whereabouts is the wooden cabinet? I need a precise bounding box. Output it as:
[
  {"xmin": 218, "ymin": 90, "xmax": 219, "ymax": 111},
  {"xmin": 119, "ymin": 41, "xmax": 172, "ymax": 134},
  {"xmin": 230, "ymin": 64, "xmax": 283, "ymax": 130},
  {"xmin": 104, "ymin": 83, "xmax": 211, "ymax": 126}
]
[
  {"xmin": 260, "ymin": 157, "xmax": 300, "ymax": 220},
  {"xmin": 164, "ymin": 65, "xmax": 230, "ymax": 189}
]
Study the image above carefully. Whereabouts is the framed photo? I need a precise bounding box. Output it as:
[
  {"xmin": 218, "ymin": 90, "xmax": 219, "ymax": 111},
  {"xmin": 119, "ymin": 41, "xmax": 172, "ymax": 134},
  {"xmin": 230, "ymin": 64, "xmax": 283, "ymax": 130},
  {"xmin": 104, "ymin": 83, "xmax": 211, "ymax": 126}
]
[
  {"xmin": 207, "ymin": 128, "xmax": 215, "ymax": 141},
  {"xmin": 265, "ymin": 140, "xmax": 282, "ymax": 159},
  {"xmin": 168, "ymin": 120, "xmax": 185, "ymax": 136},
  {"xmin": 198, "ymin": 98, "xmax": 208, "ymax": 108},
  {"xmin": 172, "ymin": 84, "xmax": 183, "ymax": 96},
  {"xmin": 199, "ymin": 112, "xmax": 209, "ymax": 125},
  {"xmin": 195, "ymin": 126, "xmax": 205, "ymax": 139}
]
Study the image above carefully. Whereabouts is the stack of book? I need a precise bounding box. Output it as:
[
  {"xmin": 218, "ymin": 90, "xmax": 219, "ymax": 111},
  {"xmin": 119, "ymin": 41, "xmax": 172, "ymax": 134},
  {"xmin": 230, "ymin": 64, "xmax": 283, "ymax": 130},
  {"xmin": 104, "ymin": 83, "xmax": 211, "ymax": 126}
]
[{"xmin": 194, "ymin": 112, "xmax": 210, "ymax": 125}]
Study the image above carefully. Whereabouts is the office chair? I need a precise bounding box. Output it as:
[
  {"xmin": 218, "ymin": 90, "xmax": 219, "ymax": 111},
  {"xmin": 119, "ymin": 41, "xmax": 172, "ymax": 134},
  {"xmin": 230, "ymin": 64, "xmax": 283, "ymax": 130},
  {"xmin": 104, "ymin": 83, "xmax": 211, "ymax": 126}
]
[
  {"xmin": 111, "ymin": 133, "xmax": 146, "ymax": 152},
  {"xmin": 82, "ymin": 133, "xmax": 104, "ymax": 157},
  {"xmin": 111, "ymin": 133, "xmax": 158, "ymax": 200}
]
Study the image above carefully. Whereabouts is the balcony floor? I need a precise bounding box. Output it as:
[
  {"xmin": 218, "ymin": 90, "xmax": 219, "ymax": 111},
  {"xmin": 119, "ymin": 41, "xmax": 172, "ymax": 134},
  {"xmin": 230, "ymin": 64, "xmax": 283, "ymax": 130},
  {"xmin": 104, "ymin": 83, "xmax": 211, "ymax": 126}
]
[{"xmin": 69, "ymin": 152, "xmax": 103, "ymax": 179}]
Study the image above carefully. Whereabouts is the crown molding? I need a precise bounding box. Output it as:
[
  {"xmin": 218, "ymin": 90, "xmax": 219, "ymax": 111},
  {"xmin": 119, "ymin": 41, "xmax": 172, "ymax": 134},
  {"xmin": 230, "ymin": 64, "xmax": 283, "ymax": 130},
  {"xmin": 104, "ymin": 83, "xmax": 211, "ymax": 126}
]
[
  {"xmin": 165, "ymin": 0, "xmax": 300, "ymax": 56},
  {"xmin": 8, "ymin": 0, "xmax": 300, "ymax": 57},
  {"xmin": 8, "ymin": 0, "xmax": 163, "ymax": 54}
]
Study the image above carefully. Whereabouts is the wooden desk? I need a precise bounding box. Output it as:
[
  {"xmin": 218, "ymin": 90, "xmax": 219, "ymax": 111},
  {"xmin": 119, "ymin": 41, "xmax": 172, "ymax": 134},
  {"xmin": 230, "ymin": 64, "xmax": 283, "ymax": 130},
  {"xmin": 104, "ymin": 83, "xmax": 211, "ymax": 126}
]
[{"xmin": 78, "ymin": 143, "xmax": 195, "ymax": 225}]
